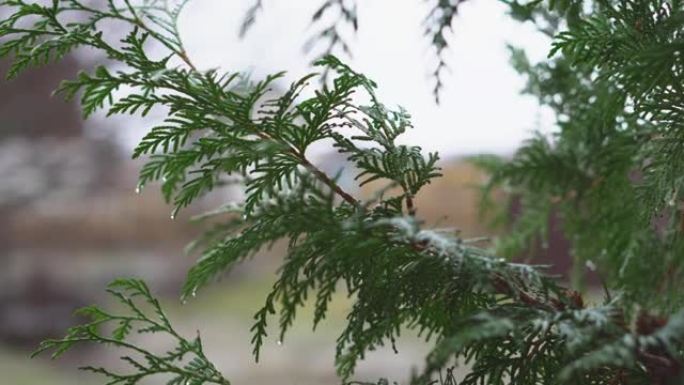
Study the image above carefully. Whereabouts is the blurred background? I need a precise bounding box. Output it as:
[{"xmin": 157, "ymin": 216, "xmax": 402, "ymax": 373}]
[{"xmin": 0, "ymin": 1, "xmax": 569, "ymax": 384}]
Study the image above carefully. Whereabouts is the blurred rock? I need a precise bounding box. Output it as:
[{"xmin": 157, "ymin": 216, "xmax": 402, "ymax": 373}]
[
  {"xmin": 0, "ymin": 137, "xmax": 116, "ymax": 208},
  {"xmin": 0, "ymin": 269, "xmax": 87, "ymax": 348},
  {"xmin": 0, "ymin": 54, "xmax": 81, "ymax": 139},
  {"xmin": 0, "ymin": 55, "xmax": 122, "ymax": 347}
]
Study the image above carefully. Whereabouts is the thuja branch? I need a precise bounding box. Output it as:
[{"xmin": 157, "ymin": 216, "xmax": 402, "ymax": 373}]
[
  {"xmin": 245, "ymin": 119, "xmax": 360, "ymax": 207},
  {"xmin": 298, "ymin": 154, "xmax": 359, "ymax": 206},
  {"xmin": 32, "ymin": 279, "xmax": 231, "ymax": 385}
]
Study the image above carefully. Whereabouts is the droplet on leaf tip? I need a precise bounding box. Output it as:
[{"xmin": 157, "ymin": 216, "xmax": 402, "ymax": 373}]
[{"xmin": 585, "ymin": 260, "xmax": 597, "ymax": 271}]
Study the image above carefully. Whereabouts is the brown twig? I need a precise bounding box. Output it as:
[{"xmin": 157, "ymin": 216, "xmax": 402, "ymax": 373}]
[
  {"xmin": 406, "ymin": 194, "xmax": 416, "ymax": 216},
  {"xmin": 249, "ymin": 128, "xmax": 359, "ymax": 207},
  {"xmin": 299, "ymin": 156, "xmax": 358, "ymax": 206}
]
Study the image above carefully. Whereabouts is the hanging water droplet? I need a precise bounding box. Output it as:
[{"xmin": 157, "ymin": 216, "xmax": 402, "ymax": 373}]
[
  {"xmin": 277, "ymin": 340, "xmax": 283, "ymax": 346},
  {"xmin": 135, "ymin": 184, "xmax": 142, "ymax": 194},
  {"xmin": 191, "ymin": 288, "xmax": 197, "ymax": 298},
  {"xmin": 585, "ymin": 260, "xmax": 597, "ymax": 271}
]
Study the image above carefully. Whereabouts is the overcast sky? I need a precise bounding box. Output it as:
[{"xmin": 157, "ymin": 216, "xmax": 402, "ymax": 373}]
[{"xmin": 97, "ymin": 0, "xmax": 557, "ymax": 159}]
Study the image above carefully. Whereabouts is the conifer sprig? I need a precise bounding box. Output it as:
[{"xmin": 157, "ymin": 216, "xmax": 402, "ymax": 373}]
[
  {"xmin": 423, "ymin": 0, "xmax": 467, "ymax": 102},
  {"xmin": 32, "ymin": 279, "xmax": 231, "ymax": 385},
  {"xmin": 239, "ymin": 0, "xmax": 470, "ymax": 101}
]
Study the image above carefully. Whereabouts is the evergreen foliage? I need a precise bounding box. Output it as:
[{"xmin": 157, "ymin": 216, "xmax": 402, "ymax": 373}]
[
  {"xmin": 33, "ymin": 279, "xmax": 231, "ymax": 385},
  {"xmin": 484, "ymin": 0, "xmax": 684, "ymax": 310},
  {"xmin": 1, "ymin": 0, "xmax": 684, "ymax": 384}
]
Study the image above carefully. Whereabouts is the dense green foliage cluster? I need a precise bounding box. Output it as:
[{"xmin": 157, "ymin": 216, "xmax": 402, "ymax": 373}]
[
  {"xmin": 482, "ymin": 0, "xmax": 684, "ymax": 311},
  {"xmin": 1, "ymin": 0, "xmax": 684, "ymax": 384}
]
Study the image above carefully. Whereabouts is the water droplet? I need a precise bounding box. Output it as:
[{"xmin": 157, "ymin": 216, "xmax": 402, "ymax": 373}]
[
  {"xmin": 135, "ymin": 185, "xmax": 142, "ymax": 194},
  {"xmin": 585, "ymin": 260, "xmax": 597, "ymax": 271},
  {"xmin": 170, "ymin": 213, "xmax": 176, "ymax": 220},
  {"xmin": 277, "ymin": 340, "xmax": 283, "ymax": 346}
]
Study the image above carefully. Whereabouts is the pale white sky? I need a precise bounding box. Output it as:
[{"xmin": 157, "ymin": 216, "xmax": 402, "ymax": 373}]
[{"xmin": 95, "ymin": 0, "xmax": 557, "ymax": 158}]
